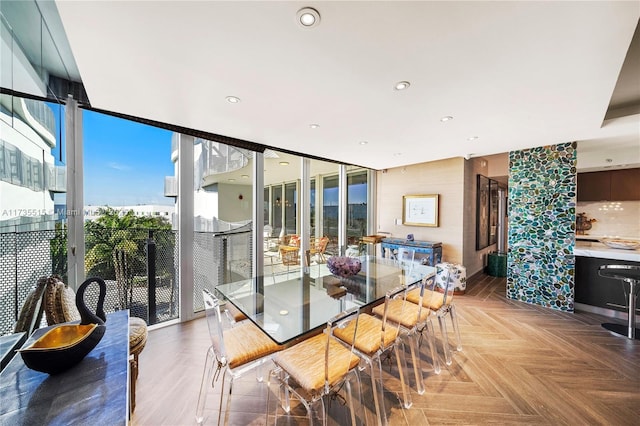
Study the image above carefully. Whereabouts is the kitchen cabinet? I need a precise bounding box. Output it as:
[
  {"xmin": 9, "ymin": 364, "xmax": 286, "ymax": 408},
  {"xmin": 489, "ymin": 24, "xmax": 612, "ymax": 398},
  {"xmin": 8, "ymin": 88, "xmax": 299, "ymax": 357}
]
[
  {"xmin": 610, "ymin": 168, "xmax": 640, "ymax": 200},
  {"xmin": 575, "ymin": 256, "xmax": 640, "ymax": 312},
  {"xmin": 577, "ymin": 168, "xmax": 640, "ymax": 201}
]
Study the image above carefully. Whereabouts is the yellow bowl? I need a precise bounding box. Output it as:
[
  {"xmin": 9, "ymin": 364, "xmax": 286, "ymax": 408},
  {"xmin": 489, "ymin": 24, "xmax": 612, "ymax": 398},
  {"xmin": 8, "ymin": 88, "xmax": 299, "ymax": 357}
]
[{"xmin": 19, "ymin": 323, "xmax": 105, "ymax": 375}]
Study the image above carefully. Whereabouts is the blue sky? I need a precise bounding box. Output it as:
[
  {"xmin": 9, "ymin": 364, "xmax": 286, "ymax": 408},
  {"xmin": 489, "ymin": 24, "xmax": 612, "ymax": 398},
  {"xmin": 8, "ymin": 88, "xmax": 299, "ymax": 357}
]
[
  {"xmin": 51, "ymin": 106, "xmax": 174, "ymax": 206},
  {"xmin": 81, "ymin": 111, "xmax": 174, "ymax": 206}
]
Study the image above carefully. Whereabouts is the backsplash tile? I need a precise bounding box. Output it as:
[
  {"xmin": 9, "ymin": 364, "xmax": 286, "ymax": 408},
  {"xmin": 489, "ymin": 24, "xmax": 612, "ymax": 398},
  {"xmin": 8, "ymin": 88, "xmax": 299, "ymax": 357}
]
[
  {"xmin": 576, "ymin": 201, "xmax": 640, "ymax": 238},
  {"xmin": 507, "ymin": 142, "xmax": 576, "ymax": 312}
]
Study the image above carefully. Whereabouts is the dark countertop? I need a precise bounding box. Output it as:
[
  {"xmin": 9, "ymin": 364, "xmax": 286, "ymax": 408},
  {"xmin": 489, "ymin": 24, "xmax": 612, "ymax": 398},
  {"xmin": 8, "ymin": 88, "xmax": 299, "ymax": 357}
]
[{"xmin": 0, "ymin": 310, "xmax": 129, "ymax": 425}]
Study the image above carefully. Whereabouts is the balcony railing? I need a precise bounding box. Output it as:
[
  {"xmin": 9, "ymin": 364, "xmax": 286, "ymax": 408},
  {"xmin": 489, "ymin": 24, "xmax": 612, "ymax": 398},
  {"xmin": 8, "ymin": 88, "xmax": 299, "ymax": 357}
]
[
  {"xmin": 23, "ymin": 99, "xmax": 56, "ymax": 144},
  {"xmin": 0, "ymin": 223, "xmax": 253, "ymax": 335},
  {"xmin": 164, "ymin": 176, "xmax": 177, "ymax": 197},
  {"xmin": 45, "ymin": 164, "xmax": 66, "ymax": 193},
  {"xmin": 201, "ymin": 140, "xmax": 250, "ymax": 176}
]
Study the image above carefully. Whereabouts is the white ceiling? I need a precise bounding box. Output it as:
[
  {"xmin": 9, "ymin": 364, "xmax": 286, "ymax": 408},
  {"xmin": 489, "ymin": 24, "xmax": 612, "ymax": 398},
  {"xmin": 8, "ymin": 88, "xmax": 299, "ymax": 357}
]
[{"xmin": 55, "ymin": 1, "xmax": 639, "ymax": 171}]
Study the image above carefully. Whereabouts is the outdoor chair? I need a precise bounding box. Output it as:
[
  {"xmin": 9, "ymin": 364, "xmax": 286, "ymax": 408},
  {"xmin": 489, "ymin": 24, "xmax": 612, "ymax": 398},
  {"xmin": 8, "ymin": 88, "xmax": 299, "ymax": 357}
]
[
  {"xmin": 309, "ymin": 236, "xmax": 330, "ymax": 263},
  {"xmin": 279, "ymin": 246, "xmax": 300, "ymax": 279}
]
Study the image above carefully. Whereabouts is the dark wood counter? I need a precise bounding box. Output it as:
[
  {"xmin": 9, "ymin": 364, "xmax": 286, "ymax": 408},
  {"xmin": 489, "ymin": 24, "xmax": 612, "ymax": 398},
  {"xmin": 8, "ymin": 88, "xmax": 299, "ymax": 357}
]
[{"xmin": 0, "ymin": 310, "xmax": 129, "ymax": 425}]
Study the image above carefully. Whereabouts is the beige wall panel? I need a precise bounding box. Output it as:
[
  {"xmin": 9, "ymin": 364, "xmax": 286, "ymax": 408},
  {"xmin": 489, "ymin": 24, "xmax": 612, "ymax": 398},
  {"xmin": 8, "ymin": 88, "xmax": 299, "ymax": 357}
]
[
  {"xmin": 377, "ymin": 157, "xmax": 465, "ymax": 265},
  {"xmin": 484, "ymin": 153, "xmax": 509, "ymax": 178}
]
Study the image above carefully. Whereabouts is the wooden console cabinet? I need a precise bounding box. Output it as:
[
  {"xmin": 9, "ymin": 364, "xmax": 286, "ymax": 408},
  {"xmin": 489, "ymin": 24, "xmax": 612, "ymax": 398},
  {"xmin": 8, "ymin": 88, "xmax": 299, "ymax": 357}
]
[{"xmin": 380, "ymin": 238, "xmax": 442, "ymax": 266}]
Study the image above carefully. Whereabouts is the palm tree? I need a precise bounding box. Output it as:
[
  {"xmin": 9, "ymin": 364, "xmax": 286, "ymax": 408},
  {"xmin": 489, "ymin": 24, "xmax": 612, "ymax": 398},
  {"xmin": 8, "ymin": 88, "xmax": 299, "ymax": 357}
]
[{"xmin": 85, "ymin": 207, "xmax": 171, "ymax": 311}]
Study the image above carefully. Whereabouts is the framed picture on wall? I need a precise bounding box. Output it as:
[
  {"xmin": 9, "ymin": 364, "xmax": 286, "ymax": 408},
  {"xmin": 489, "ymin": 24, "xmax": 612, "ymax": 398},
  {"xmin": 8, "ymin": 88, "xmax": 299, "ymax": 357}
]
[
  {"xmin": 477, "ymin": 174, "xmax": 503, "ymax": 250},
  {"xmin": 402, "ymin": 194, "xmax": 439, "ymax": 227},
  {"xmin": 476, "ymin": 175, "xmax": 490, "ymax": 249}
]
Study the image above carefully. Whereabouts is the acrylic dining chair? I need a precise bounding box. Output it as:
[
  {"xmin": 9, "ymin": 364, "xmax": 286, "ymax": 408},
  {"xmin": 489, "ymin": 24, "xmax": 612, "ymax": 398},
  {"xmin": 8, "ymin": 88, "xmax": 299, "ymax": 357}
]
[
  {"xmin": 333, "ymin": 283, "xmax": 416, "ymax": 426},
  {"xmin": 406, "ymin": 263, "xmax": 462, "ymax": 365},
  {"xmin": 371, "ymin": 273, "xmax": 441, "ymax": 400},
  {"xmin": 392, "ymin": 247, "xmax": 416, "ymax": 283},
  {"xmin": 222, "ymin": 300, "xmax": 248, "ymax": 326},
  {"xmin": 268, "ymin": 306, "xmax": 363, "ymax": 426},
  {"xmin": 195, "ymin": 289, "xmax": 281, "ymax": 425}
]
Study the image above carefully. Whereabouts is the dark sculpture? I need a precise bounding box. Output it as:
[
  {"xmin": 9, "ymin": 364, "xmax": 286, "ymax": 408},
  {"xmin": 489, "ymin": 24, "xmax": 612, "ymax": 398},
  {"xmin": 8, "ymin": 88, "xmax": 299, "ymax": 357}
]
[{"xmin": 19, "ymin": 277, "xmax": 107, "ymax": 375}]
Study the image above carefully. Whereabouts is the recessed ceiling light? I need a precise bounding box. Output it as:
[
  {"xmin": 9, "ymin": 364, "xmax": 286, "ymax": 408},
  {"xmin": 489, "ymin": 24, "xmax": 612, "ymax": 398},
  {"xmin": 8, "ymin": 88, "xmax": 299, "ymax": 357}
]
[
  {"xmin": 279, "ymin": 161, "xmax": 289, "ymax": 166},
  {"xmin": 394, "ymin": 81, "xmax": 410, "ymax": 91},
  {"xmin": 309, "ymin": 123, "xmax": 320, "ymax": 129},
  {"xmin": 226, "ymin": 96, "xmax": 240, "ymax": 103},
  {"xmin": 228, "ymin": 178, "xmax": 236, "ymax": 182},
  {"xmin": 241, "ymin": 174, "xmax": 249, "ymax": 179},
  {"xmin": 359, "ymin": 141, "xmax": 369, "ymax": 145},
  {"xmin": 440, "ymin": 116, "xmax": 453, "ymax": 122},
  {"xmin": 467, "ymin": 136, "xmax": 478, "ymax": 141},
  {"xmin": 297, "ymin": 7, "xmax": 320, "ymax": 28}
]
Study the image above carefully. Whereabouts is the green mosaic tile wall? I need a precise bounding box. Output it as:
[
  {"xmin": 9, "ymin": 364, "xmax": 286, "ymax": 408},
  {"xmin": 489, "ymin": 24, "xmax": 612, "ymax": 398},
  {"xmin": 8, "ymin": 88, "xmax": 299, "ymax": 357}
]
[{"xmin": 506, "ymin": 142, "xmax": 576, "ymax": 311}]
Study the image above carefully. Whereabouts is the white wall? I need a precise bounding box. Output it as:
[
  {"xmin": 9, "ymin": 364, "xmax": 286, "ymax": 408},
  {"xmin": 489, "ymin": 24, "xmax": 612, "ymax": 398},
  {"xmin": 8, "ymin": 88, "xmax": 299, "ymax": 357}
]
[
  {"xmin": 194, "ymin": 187, "xmax": 218, "ymax": 220},
  {"xmin": 0, "ymin": 113, "xmax": 56, "ymax": 221},
  {"xmin": 218, "ymin": 183, "xmax": 252, "ymax": 223}
]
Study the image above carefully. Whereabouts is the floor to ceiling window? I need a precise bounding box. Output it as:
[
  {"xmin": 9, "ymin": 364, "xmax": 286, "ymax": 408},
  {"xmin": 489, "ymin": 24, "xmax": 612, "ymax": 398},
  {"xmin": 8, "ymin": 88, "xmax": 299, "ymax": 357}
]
[
  {"xmin": 284, "ymin": 181, "xmax": 297, "ymax": 235},
  {"xmin": 271, "ymin": 184, "xmax": 283, "ymax": 237},
  {"xmin": 82, "ymin": 110, "xmax": 174, "ymax": 325},
  {"xmin": 347, "ymin": 169, "xmax": 369, "ymax": 244}
]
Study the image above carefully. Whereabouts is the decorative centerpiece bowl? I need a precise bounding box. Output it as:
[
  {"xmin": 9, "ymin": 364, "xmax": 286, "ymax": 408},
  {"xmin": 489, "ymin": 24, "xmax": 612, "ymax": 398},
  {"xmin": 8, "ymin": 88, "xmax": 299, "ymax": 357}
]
[
  {"xmin": 600, "ymin": 238, "xmax": 640, "ymax": 250},
  {"xmin": 19, "ymin": 277, "xmax": 107, "ymax": 375},
  {"xmin": 327, "ymin": 256, "xmax": 362, "ymax": 278}
]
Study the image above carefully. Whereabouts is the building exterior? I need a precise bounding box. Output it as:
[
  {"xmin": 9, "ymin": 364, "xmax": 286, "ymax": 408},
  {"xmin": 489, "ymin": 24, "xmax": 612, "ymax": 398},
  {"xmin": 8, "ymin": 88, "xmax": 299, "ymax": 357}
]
[{"xmin": 82, "ymin": 204, "xmax": 173, "ymax": 222}]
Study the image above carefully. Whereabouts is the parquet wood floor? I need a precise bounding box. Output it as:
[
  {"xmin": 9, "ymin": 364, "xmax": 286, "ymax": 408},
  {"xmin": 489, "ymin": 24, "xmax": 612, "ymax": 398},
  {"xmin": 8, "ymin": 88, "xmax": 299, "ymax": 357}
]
[{"xmin": 132, "ymin": 273, "xmax": 639, "ymax": 425}]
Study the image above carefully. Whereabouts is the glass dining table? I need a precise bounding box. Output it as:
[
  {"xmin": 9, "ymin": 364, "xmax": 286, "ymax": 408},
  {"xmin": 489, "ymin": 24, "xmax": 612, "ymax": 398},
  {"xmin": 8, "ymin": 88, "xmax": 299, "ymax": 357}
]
[{"xmin": 215, "ymin": 255, "xmax": 436, "ymax": 345}]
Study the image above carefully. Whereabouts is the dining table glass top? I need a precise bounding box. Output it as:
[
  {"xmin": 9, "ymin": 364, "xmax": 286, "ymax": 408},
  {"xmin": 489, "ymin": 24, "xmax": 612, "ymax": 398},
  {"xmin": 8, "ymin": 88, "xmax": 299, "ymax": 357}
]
[{"xmin": 215, "ymin": 255, "xmax": 436, "ymax": 345}]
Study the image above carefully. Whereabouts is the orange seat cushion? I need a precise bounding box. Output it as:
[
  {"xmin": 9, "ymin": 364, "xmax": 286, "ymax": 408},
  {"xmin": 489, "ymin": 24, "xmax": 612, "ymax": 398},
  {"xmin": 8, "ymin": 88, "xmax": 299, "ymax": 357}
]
[
  {"xmin": 333, "ymin": 313, "xmax": 399, "ymax": 356},
  {"xmin": 372, "ymin": 298, "xmax": 428, "ymax": 328},
  {"xmin": 274, "ymin": 333, "xmax": 360, "ymax": 393},
  {"xmin": 406, "ymin": 288, "xmax": 445, "ymax": 310},
  {"xmin": 223, "ymin": 322, "xmax": 281, "ymax": 369}
]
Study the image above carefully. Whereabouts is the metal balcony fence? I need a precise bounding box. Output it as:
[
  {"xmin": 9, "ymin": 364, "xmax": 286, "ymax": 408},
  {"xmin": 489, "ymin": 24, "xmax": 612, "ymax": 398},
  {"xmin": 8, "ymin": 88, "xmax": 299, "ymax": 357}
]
[
  {"xmin": 192, "ymin": 223, "xmax": 252, "ymax": 312},
  {"xmin": 1, "ymin": 223, "xmax": 253, "ymax": 336},
  {"xmin": 0, "ymin": 227, "xmax": 179, "ymax": 335}
]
